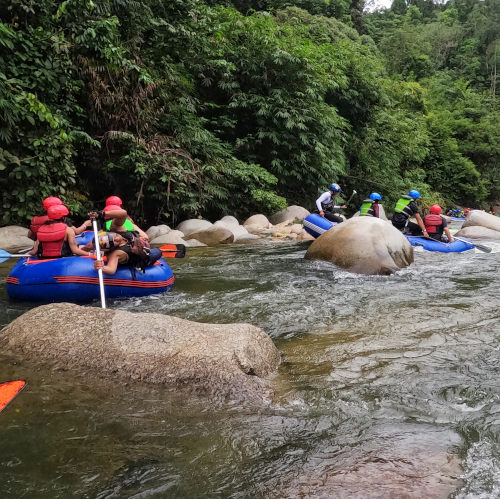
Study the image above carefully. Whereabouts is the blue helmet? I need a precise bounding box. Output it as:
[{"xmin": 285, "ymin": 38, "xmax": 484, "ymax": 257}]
[
  {"xmin": 329, "ymin": 183, "xmax": 341, "ymax": 192},
  {"xmin": 369, "ymin": 192, "xmax": 382, "ymax": 201},
  {"xmin": 408, "ymin": 189, "xmax": 421, "ymax": 199}
]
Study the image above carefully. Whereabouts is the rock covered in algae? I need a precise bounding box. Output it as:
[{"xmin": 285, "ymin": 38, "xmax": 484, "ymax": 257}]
[{"xmin": 0, "ymin": 303, "xmax": 280, "ymax": 403}]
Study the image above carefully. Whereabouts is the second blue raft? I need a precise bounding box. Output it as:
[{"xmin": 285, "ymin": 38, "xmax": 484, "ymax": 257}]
[{"xmin": 303, "ymin": 215, "xmax": 475, "ymax": 253}]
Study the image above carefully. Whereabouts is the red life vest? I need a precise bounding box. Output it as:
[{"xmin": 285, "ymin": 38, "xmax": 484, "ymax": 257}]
[
  {"xmin": 29, "ymin": 215, "xmax": 49, "ymax": 240},
  {"xmin": 424, "ymin": 214, "xmax": 443, "ymax": 234},
  {"xmin": 37, "ymin": 222, "xmax": 69, "ymax": 258}
]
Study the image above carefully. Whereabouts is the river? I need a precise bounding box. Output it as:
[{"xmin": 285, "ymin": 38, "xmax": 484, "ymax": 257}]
[{"xmin": 0, "ymin": 225, "xmax": 499, "ymax": 497}]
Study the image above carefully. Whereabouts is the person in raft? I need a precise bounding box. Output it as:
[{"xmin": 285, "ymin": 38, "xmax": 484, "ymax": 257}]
[
  {"xmin": 29, "ymin": 205, "xmax": 90, "ymax": 258},
  {"xmin": 391, "ymin": 190, "xmax": 428, "ymax": 236},
  {"xmin": 359, "ymin": 192, "xmax": 383, "ymax": 218},
  {"xmin": 28, "ymin": 197, "xmax": 88, "ymax": 240},
  {"xmin": 424, "ymin": 205, "xmax": 455, "ymax": 243},
  {"xmin": 104, "ymin": 196, "xmax": 136, "ymax": 230},
  {"xmin": 315, "ymin": 183, "xmax": 347, "ymax": 223},
  {"xmin": 103, "ymin": 204, "xmax": 148, "ymax": 239},
  {"xmin": 88, "ymin": 210, "xmax": 161, "ymax": 275}
]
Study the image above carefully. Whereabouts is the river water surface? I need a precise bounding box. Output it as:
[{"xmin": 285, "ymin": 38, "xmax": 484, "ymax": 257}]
[{"xmin": 0, "ymin": 226, "xmax": 499, "ymax": 497}]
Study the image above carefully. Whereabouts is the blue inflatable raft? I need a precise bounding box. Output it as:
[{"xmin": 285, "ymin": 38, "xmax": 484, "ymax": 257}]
[
  {"xmin": 6, "ymin": 255, "xmax": 174, "ymax": 303},
  {"xmin": 303, "ymin": 214, "xmax": 337, "ymax": 238},
  {"xmin": 302, "ymin": 215, "xmax": 475, "ymax": 253},
  {"xmin": 449, "ymin": 216, "xmax": 466, "ymax": 222},
  {"xmin": 405, "ymin": 235, "xmax": 474, "ymax": 253}
]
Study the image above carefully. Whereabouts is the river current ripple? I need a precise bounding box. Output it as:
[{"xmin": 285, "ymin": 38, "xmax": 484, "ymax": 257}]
[{"xmin": 0, "ymin": 229, "xmax": 499, "ymax": 497}]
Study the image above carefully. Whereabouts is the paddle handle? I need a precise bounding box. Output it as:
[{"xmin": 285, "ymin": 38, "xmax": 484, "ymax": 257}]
[{"xmin": 92, "ymin": 220, "xmax": 106, "ymax": 309}]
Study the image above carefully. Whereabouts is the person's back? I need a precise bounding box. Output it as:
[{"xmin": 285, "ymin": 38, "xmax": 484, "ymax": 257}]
[
  {"xmin": 424, "ymin": 205, "xmax": 454, "ymax": 242},
  {"xmin": 30, "ymin": 205, "xmax": 89, "ymax": 259},
  {"xmin": 28, "ymin": 197, "xmax": 63, "ymax": 240}
]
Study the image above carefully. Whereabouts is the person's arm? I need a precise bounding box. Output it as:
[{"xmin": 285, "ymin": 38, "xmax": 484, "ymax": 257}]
[
  {"xmin": 28, "ymin": 241, "xmax": 39, "ymax": 256},
  {"xmin": 89, "ymin": 209, "xmax": 127, "ymax": 226},
  {"xmin": 67, "ymin": 228, "xmax": 90, "ymax": 256},
  {"xmin": 316, "ymin": 192, "xmax": 328, "ymax": 215},
  {"xmin": 72, "ymin": 221, "xmax": 90, "ymax": 235},
  {"xmin": 133, "ymin": 224, "xmax": 148, "ymax": 239},
  {"xmin": 94, "ymin": 250, "xmax": 124, "ymax": 275},
  {"xmin": 444, "ymin": 227, "xmax": 455, "ymax": 243},
  {"xmin": 415, "ymin": 213, "xmax": 428, "ymax": 236}
]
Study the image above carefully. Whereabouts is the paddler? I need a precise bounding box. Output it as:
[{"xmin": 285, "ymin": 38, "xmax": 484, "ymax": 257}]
[
  {"xmin": 424, "ymin": 205, "xmax": 455, "ymax": 242},
  {"xmin": 391, "ymin": 189, "xmax": 428, "ymax": 237},
  {"xmin": 315, "ymin": 183, "xmax": 347, "ymax": 223},
  {"xmin": 359, "ymin": 192, "xmax": 383, "ymax": 218}
]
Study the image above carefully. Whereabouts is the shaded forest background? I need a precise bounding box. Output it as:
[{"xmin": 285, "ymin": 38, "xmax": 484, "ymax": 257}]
[{"xmin": 1, "ymin": 0, "xmax": 499, "ymax": 226}]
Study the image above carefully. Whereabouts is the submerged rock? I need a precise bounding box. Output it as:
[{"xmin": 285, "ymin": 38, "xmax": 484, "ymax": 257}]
[
  {"xmin": 305, "ymin": 217, "xmax": 413, "ymax": 275},
  {"xmin": 0, "ymin": 303, "xmax": 280, "ymax": 404}
]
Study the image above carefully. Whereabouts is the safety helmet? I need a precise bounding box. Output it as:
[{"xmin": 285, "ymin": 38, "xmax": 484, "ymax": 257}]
[
  {"xmin": 369, "ymin": 192, "xmax": 382, "ymax": 201},
  {"xmin": 430, "ymin": 204, "xmax": 442, "ymax": 214},
  {"xmin": 98, "ymin": 232, "xmax": 115, "ymax": 250},
  {"xmin": 47, "ymin": 204, "xmax": 69, "ymax": 220},
  {"xmin": 105, "ymin": 195, "xmax": 123, "ymax": 207},
  {"xmin": 42, "ymin": 197, "xmax": 63, "ymax": 211},
  {"xmin": 408, "ymin": 189, "xmax": 421, "ymax": 199},
  {"xmin": 329, "ymin": 183, "xmax": 341, "ymax": 192}
]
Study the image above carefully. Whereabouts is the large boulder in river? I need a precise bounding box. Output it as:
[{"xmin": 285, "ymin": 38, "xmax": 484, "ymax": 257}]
[
  {"xmin": 214, "ymin": 218, "xmax": 250, "ymax": 241},
  {"xmin": 243, "ymin": 214, "xmax": 271, "ymax": 230},
  {"xmin": 269, "ymin": 206, "xmax": 310, "ymax": 225},
  {"xmin": 188, "ymin": 226, "xmax": 235, "ymax": 246},
  {"xmin": 305, "ymin": 217, "xmax": 413, "ymax": 275},
  {"xmin": 150, "ymin": 230, "xmax": 185, "ymax": 246},
  {"xmin": 462, "ymin": 210, "xmax": 500, "ymax": 232},
  {"xmin": 0, "ymin": 225, "xmax": 34, "ymax": 253},
  {"xmin": 0, "ymin": 303, "xmax": 280, "ymax": 403},
  {"xmin": 455, "ymin": 225, "xmax": 500, "ymax": 240},
  {"xmin": 176, "ymin": 219, "xmax": 213, "ymax": 238},
  {"xmin": 146, "ymin": 224, "xmax": 171, "ymax": 241}
]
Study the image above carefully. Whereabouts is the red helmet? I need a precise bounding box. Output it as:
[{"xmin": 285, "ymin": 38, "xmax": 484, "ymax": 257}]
[
  {"xmin": 103, "ymin": 204, "xmax": 121, "ymax": 212},
  {"xmin": 42, "ymin": 197, "xmax": 63, "ymax": 211},
  {"xmin": 105, "ymin": 195, "xmax": 123, "ymax": 207},
  {"xmin": 103, "ymin": 204, "xmax": 122, "ymax": 220},
  {"xmin": 47, "ymin": 204, "xmax": 69, "ymax": 220},
  {"xmin": 430, "ymin": 204, "xmax": 442, "ymax": 215}
]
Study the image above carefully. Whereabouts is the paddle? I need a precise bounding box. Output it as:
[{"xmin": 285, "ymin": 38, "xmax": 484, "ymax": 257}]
[
  {"xmin": 92, "ymin": 219, "xmax": 106, "ymax": 309},
  {"xmin": 0, "ymin": 380, "xmax": 26, "ymax": 414},
  {"xmin": 0, "ymin": 249, "xmax": 31, "ymax": 264},
  {"xmin": 345, "ymin": 189, "xmax": 357, "ymax": 205},
  {"xmin": 159, "ymin": 244, "xmax": 186, "ymax": 259},
  {"xmin": 453, "ymin": 236, "xmax": 492, "ymax": 253}
]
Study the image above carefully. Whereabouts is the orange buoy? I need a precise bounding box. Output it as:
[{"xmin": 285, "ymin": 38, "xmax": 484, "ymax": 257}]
[{"xmin": 0, "ymin": 380, "xmax": 26, "ymax": 414}]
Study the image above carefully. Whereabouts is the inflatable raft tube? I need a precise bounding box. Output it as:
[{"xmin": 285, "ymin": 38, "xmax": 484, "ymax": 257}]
[
  {"xmin": 6, "ymin": 255, "xmax": 174, "ymax": 302},
  {"xmin": 405, "ymin": 235, "xmax": 475, "ymax": 253},
  {"xmin": 303, "ymin": 214, "xmax": 336, "ymax": 238},
  {"xmin": 449, "ymin": 216, "xmax": 466, "ymax": 222}
]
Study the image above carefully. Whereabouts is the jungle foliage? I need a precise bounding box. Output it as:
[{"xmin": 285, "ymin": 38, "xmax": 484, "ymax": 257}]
[{"xmin": 0, "ymin": 0, "xmax": 498, "ymax": 225}]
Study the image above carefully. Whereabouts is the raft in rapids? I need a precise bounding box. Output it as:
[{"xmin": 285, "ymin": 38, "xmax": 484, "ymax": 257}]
[
  {"xmin": 6, "ymin": 255, "xmax": 174, "ymax": 302},
  {"xmin": 303, "ymin": 214, "xmax": 475, "ymax": 253}
]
